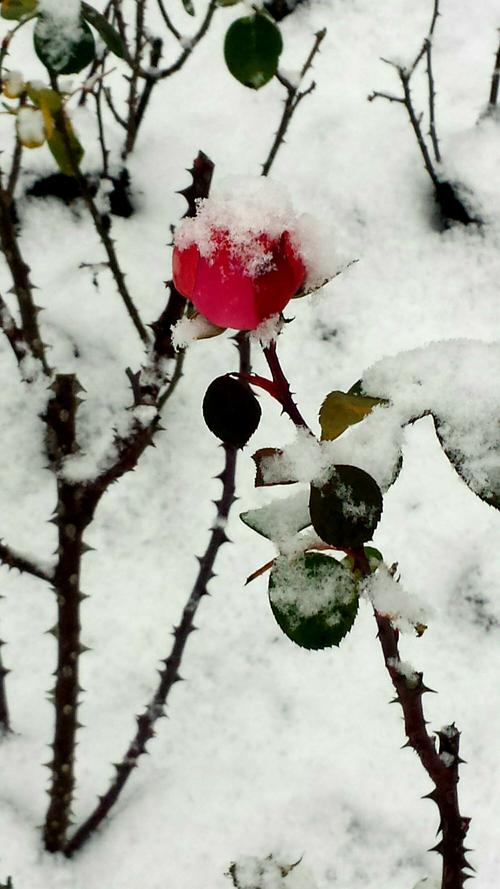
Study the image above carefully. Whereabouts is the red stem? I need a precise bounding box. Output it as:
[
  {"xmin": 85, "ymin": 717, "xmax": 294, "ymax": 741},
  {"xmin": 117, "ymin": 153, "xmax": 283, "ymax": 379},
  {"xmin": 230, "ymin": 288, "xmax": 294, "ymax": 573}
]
[{"xmin": 261, "ymin": 341, "xmax": 312, "ymax": 431}]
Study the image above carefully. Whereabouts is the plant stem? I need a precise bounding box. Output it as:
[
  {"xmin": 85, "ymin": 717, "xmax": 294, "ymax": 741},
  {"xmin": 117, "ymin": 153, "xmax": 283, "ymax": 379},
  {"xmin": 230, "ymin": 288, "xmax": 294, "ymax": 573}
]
[
  {"xmin": 262, "ymin": 341, "xmax": 311, "ymax": 430},
  {"xmin": 63, "ymin": 334, "xmax": 251, "ymax": 856},
  {"xmin": 0, "ymin": 639, "xmax": 11, "ymax": 735}
]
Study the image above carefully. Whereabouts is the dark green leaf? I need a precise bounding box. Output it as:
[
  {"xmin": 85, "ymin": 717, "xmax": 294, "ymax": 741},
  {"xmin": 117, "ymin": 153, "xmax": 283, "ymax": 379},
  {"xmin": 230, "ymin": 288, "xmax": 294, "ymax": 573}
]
[
  {"xmin": 181, "ymin": 0, "xmax": 195, "ymax": 13},
  {"xmin": 81, "ymin": 2, "xmax": 125, "ymax": 58},
  {"xmin": 224, "ymin": 12, "xmax": 283, "ymax": 89},
  {"xmin": 34, "ymin": 15, "xmax": 95, "ymax": 75},
  {"xmin": 269, "ymin": 553, "xmax": 359, "ymax": 650},
  {"xmin": 309, "ymin": 465, "xmax": 383, "ymax": 548}
]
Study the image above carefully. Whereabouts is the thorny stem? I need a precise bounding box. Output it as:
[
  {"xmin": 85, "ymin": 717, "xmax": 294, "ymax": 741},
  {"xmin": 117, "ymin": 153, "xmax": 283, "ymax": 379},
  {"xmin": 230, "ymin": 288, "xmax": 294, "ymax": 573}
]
[
  {"xmin": 409, "ymin": 0, "xmax": 440, "ymax": 75},
  {"xmin": 375, "ymin": 610, "xmax": 472, "ymax": 889},
  {"xmin": 156, "ymin": 0, "xmax": 182, "ymax": 41},
  {"xmin": 42, "ymin": 375, "xmax": 100, "ymax": 853},
  {"xmin": 488, "ymin": 31, "xmax": 500, "ymax": 108},
  {"xmin": 7, "ymin": 136, "xmax": 22, "ymax": 200},
  {"xmin": 94, "ymin": 80, "xmax": 110, "ymax": 178},
  {"xmin": 262, "ymin": 29, "xmax": 326, "ymax": 177},
  {"xmin": 0, "ymin": 179, "xmax": 51, "ymax": 375},
  {"xmin": 63, "ymin": 334, "xmax": 251, "ymax": 857},
  {"xmin": 0, "ymin": 291, "xmax": 31, "ymax": 374},
  {"xmin": 49, "ymin": 75, "xmax": 150, "ymax": 345},
  {"xmin": 399, "ymin": 68, "xmax": 440, "ymax": 187},
  {"xmin": 261, "ymin": 341, "xmax": 311, "ymax": 431}
]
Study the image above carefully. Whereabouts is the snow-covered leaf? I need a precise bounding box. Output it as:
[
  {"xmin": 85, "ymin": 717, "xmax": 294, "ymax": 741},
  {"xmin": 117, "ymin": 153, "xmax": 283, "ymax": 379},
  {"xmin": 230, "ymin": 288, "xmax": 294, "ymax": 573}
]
[
  {"xmin": 361, "ymin": 339, "xmax": 500, "ymax": 509},
  {"xmin": 269, "ymin": 552, "xmax": 359, "ymax": 649},
  {"xmin": 224, "ymin": 13, "xmax": 283, "ymax": 89},
  {"xmin": 240, "ymin": 490, "xmax": 310, "ymax": 541},
  {"xmin": 309, "ymin": 465, "xmax": 383, "ymax": 548},
  {"xmin": 34, "ymin": 14, "xmax": 95, "ymax": 74}
]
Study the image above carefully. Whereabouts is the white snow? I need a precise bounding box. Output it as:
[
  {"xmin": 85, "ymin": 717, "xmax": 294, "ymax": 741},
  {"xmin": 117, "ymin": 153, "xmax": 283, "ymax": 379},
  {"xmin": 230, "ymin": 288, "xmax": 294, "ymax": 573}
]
[
  {"xmin": 270, "ymin": 553, "xmax": 355, "ymax": 627},
  {"xmin": 36, "ymin": 1, "xmax": 83, "ymax": 73},
  {"xmin": 171, "ymin": 312, "xmax": 223, "ymax": 349},
  {"xmin": 362, "ymin": 564, "xmax": 428, "ymax": 633},
  {"xmin": 16, "ymin": 107, "xmax": 45, "ymax": 147}
]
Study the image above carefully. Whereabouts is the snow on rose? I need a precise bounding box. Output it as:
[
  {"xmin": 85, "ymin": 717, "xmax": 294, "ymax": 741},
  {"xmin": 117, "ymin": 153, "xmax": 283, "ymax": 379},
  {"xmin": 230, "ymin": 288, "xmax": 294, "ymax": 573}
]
[{"xmin": 171, "ymin": 177, "xmax": 333, "ymax": 332}]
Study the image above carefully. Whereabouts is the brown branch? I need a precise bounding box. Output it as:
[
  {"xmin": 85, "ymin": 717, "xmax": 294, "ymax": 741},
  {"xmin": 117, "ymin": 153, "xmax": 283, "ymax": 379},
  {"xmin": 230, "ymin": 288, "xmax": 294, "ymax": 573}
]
[
  {"xmin": 6, "ymin": 136, "xmax": 22, "ymax": 200},
  {"xmin": 262, "ymin": 28, "xmax": 326, "ymax": 177},
  {"xmin": 49, "ymin": 76, "xmax": 150, "ymax": 345},
  {"xmin": 63, "ymin": 334, "xmax": 251, "ymax": 857},
  {"xmin": 123, "ymin": 0, "xmax": 147, "ymax": 158},
  {"xmin": 374, "ymin": 610, "xmax": 472, "ymax": 889},
  {"xmin": 409, "ymin": 0, "xmax": 440, "ymax": 75},
  {"xmin": 0, "ymin": 291, "xmax": 31, "ymax": 374},
  {"xmin": 0, "ymin": 180, "xmax": 51, "ymax": 375},
  {"xmin": 103, "ymin": 87, "xmax": 128, "ymax": 129}
]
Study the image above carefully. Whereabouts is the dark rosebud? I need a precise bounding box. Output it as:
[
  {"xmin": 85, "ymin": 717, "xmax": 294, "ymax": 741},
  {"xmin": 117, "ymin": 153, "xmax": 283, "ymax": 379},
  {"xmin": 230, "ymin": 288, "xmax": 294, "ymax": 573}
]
[{"xmin": 202, "ymin": 376, "xmax": 261, "ymax": 448}]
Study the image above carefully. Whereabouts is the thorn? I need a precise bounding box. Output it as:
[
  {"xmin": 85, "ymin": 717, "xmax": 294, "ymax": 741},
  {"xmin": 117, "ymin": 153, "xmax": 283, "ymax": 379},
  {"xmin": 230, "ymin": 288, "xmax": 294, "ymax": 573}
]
[{"xmin": 45, "ymin": 625, "xmax": 59, "ymax": 639}]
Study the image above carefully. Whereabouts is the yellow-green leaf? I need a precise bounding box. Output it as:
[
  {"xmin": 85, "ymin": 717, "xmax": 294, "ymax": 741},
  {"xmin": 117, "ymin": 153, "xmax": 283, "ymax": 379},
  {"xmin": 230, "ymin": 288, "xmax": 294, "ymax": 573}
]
[
  {"xmin": 1, "ymin": 0, "xmax": 37, "ymax": 20},
  {"xmin": 47, "ymin": 113, "xmax": 83, "ymax": 176},
  {"xmin": 319, "ymin": 390, "xmax": 382, "ymax": 441}
]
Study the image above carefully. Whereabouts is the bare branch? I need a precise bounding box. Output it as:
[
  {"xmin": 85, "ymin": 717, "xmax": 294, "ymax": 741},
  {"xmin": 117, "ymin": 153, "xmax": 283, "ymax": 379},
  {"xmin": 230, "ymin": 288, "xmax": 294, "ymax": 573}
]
[
  {"xmin": 156, "ymin": 0, "xmax": 182, "ymax": 41},
  {"xmin": 63, "ymin": 335, "xmax": 251, "ymax": 857},
  {"xmin": 262, "ymin": 28, "xmax": 326, "ymax": 177}
]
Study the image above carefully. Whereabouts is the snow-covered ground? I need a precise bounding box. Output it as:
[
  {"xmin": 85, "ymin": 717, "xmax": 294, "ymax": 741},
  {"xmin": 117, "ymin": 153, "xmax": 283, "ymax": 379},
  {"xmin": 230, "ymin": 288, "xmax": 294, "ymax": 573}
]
[{"xmin": 1, "ymin": 0, "xmax": 500, "ymax": 887}]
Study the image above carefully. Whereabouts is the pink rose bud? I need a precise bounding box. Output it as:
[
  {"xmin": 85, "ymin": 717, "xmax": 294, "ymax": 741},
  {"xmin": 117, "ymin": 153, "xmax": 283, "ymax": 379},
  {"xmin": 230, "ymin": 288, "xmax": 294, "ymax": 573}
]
[{"xmin": 172, "ymin": 183, "xmax": 307, "ymax": 330}]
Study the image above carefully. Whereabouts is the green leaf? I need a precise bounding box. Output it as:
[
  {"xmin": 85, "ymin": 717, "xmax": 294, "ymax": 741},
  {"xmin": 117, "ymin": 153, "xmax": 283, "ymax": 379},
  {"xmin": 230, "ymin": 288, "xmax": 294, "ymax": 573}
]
[
  {"xmin": 81, "ymin": 2, "xmax": 125, "ymax": 58},
  {"xmin": 224, "ymin": 12, "xmax": 283, "ymax": 89},
  {"xmin": 319, "ymin": 390, "xmax": 383, "ymax": 442},
  {"xmin": 309, "ymin": 465, "xmax": 383, "ymax": 549},
  {"xmin": 47, "ymin": 113, "xmax": 84, "ymax": 176},
  {"xmin": 269, "ymin": 553, "xmax": 359, "ymax": 650},
  {"xmin": 1, "ymin": 0, "xmax": 37, "ymax": 21},
  {"xmin": 240, "ymin": 490, "xmax": 310, "ymax": 542},
  {"xmin": 34, "ymin": 15, "xmax": 96, "ymax": 75},
  {"xmin": 181, "ymin": 0, "xmax": 195, "ymax": 13}
]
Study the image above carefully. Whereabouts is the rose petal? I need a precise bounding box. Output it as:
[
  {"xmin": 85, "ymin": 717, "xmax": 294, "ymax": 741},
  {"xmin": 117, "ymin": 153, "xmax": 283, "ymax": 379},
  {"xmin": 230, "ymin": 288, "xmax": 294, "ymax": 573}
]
[{"xmin": 172, "ymin": 243, "xmax": 200, "ymax": 300}]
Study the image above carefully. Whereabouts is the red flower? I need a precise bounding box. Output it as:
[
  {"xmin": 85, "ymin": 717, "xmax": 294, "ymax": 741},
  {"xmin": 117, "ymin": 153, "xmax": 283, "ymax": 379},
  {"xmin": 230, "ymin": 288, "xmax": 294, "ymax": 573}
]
[{"xmin": 172, "ymin": 226, "xmax": 306, "ymax": 331}]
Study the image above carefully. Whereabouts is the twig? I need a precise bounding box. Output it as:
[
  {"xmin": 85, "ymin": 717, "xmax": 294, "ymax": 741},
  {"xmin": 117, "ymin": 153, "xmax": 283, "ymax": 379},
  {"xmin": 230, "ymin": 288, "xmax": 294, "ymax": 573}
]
[
  {"xmin": 425, "ymin": 39, "xmax": 441, "ymax": 162},
  {"xmin": 6, "ymin": 135, "xmax": 22, "ymax": 200},
  {"xmin": 94, "ymin": 80, "xmax": 110, "ymax": 178},
  {"xmin": 409, "ymin": 0, "xmax": 440, "ymax": 76},
  {"xmin": 132, "ymin": 37, "xmax": 163, "ymax": 147},
  {"xmin": 262, "ymin": 28, "xmax": 326, "ymax": 177},
  {"xmin": 0, "ymin": 539, "xmax": 53, "ymax": 583},
  {"xmin": 103, "ymin": 87, "xmax": 128, "ymax": 129},
  {"xmin": 156, "ymin": 0, "xmax": 182, "ymax": 41},
  {"xmin": 0, "ymin": 638, "xmax": 11, "ymax": 736},
  {"xmin": 49, "ymin": 75, "xmax": 150, "ymax": 345},
  {"xmin": 0, "ymin": 178, "xmax": 51, "ymax": 375},
  {"xmin": 375, "ymin": 610, "xmax": 472, "ymax": 889},
  {"xmin": 0, "ymin": 13, "xmax": 37, "ymax": 89},
  {"xmin": 398, "ymin": 67, "xmax": 440, "ymax": 187},
  {"xmin": 111, "ymin": 0, "xmax": 217, "ymax": 82},
  {"xmin": 63, "ymin": 334, "xmax": 251, "ymax": 857},
  {"xmin": 488, "ymin": 30, "xmax": 500, "ymax": 108}
]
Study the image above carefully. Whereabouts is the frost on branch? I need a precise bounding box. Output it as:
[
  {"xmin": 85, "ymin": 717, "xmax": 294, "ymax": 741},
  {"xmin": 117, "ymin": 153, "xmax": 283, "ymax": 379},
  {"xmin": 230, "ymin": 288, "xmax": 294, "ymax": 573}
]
[{"xmin": 362, "ymin": 564, "xmax": 428, "ymax": 633}]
